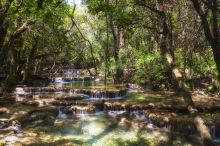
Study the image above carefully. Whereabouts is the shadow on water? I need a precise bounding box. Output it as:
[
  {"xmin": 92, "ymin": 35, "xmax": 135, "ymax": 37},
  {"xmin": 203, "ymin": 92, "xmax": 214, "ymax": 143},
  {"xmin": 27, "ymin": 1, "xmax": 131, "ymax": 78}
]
[
  {"xmin": 23, "ymin": 139, "xmax": 83, "ymax": 146},
  {"xmin": 2, "ymin": 69, "xmax": 219, "ymax": 146}
]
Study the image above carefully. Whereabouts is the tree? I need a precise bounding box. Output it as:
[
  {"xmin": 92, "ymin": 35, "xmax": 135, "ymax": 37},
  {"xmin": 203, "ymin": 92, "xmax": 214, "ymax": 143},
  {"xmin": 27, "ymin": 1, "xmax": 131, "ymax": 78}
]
[
  {"xmin": 191, "ymin": 0, "xmax": 220, "ymax": 81},
  {"xmin": 0, "ymin": 0, "xmax": 72, "ymax": 91},
  {"xmin": 135, "ymin": 0, "xmax": 215, "ymax": 145}
]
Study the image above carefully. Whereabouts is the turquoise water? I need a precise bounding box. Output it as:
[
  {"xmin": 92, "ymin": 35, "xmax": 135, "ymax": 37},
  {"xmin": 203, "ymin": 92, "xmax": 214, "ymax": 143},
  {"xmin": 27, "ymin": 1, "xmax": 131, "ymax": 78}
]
[{"xmin": 0, "ymin": 70, "xmax": 209, "ymax": 146}]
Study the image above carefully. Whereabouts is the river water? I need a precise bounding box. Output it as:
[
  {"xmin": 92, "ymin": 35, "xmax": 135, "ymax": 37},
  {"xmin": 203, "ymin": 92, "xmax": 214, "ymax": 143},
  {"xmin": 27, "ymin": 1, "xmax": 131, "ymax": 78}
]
[{"xmin": 0, "ymin": 69, "xmax": 219, "ymax": 146}]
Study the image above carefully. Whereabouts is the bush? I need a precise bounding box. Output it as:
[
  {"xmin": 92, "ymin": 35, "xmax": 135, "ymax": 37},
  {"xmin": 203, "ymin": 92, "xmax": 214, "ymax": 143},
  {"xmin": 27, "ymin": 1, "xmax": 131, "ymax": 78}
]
[{"xmin": 133, "ymin": 52, "xmax": 170, "ymax": 89}]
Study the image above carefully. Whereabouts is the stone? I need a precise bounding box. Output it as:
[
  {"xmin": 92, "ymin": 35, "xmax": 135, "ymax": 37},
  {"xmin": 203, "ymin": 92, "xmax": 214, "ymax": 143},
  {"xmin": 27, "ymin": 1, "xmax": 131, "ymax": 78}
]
[
  {"xmin": 20, "ymin": 101, "xmax": 39, "ymax": 107},
  {"xmin": 54, "ymin": 119, "xmax": 65, "ymax": 126},
  {"xmin": 0, "ymin": 108, "xmax": 10, "ymax": 114},
  {"xmin": 148, "ymin": 103, "xmax": 155, "ymax": 108},
  {"xmin": 22, "ymin": 107, "xmax": 58, "ymax": 125}
]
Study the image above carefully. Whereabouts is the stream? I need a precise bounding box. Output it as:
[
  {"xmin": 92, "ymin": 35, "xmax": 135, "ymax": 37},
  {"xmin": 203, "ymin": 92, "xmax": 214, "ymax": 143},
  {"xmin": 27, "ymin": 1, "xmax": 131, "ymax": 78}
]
[{"xmin": 0, "ymin": 69, "xmax": 219, "ymax": 146}]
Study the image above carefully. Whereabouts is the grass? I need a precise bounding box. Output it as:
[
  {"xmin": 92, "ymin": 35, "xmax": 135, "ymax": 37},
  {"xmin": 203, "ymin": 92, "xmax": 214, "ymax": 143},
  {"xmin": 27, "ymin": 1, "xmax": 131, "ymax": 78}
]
[{"xmin": 124, "ymin": 92, "xmax": 185, "ymax": 107}]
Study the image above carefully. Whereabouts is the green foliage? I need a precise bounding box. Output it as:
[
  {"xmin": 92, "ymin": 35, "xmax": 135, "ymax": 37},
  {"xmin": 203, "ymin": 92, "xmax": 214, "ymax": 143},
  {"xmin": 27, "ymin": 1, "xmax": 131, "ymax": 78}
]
[
  {"xmin": 133, "ymin": 52, "xmax": 169, "ymax": 89},
  {"xmin": 1, "ymin": 0, "xmax": 219, "ymax": 92}
]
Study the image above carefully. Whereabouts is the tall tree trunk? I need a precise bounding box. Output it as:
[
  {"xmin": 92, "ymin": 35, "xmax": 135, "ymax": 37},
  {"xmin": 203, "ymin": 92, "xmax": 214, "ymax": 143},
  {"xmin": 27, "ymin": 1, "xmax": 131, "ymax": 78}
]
[
  {"xmin": 0, "ymin": 0, "xmax": 24, "ymax": 66},
  {"xmin": 212, "ymin": 45, "xmax": 220, "ymax": 81},
  {"xmin": 3, "ymin": 21, "xmax": 33, "ymax": 92},
  {"xmin": 4, "ymin": 49, "xmax": 20, "ymax": 92},
  {"xmin": 105, "ymin": 12, "xmax": 109, "ymax": 86},
  {"xmin": 0, "ymin": 22, "xmax": 9, "ymax": 67},
  {"xmin": 23, "ymin": 38, "xmax": 39, "ymax": 82},
  {"xmin": 109, "ymin": 16, "xmax": 124, "ymax": 83},
  {"xmin": 161, "ymin": 16, "xmax": 215, "ymax": 146},
  {"xmin": 23, "ymin": 57, "xmax": 31, "ymax": 83},
  {"xmin": 191, "ymin": 0, "xmax": 220, "ymax": 81}
]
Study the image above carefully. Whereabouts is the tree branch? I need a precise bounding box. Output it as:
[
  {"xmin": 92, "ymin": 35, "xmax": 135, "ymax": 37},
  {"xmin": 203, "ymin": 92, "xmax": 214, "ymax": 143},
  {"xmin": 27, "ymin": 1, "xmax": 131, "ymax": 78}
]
[
  {"xmin": 14, "ymin": 0, "xmax": 24, "ymax": 13},
  {"xmin": 135, "ymin": 1, "xmax": 165, "ymax": 16}
]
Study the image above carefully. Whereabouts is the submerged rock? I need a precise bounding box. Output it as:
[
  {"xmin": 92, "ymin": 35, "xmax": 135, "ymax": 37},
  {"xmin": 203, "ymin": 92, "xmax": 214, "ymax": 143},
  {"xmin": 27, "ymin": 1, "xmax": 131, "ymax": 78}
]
[
  {"xmin": 54, "ymin": 95, "xmax": 84, "ymax": 101},
  {"xmin": 0, "ymin": 120, "xmax": 21, "ymax": 135},
  {"xmin": 54, "ymin": 119, "xmax": 65, "ymax": 126},
  {"xmin": 20, "ymin": 101, "xmax": 39, "ymax": 107},
  {"xmin": 144, "ymin": 111, "xmax": 220, "ymax": 139},
  {"xmin": 22, "ymin": 107, "xmax": 58, "ymax": 126}
]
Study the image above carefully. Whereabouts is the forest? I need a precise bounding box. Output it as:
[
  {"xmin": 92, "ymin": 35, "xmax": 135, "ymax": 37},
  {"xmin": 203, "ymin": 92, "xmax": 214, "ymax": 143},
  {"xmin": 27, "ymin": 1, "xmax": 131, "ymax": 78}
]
[{"xmin": 0, "ymin": 0, "xmax": 220, "ymax": 146}]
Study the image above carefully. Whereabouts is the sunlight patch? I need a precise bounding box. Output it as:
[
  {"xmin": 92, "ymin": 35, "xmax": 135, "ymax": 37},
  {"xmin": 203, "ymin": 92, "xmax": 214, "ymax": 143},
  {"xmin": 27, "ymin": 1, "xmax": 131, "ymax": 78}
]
[{"xmin": 82, "ymin": 122, "xmax": 106, "ymax": 136}]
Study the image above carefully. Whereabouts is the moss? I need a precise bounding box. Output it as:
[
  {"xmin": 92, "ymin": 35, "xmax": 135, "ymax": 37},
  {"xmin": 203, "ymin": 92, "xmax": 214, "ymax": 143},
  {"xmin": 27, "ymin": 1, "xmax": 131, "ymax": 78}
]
[
  {"xmin": 0, "ymin": 141, "xmax": 5, "ymax": 146},
  {"xmin": 125, "ymin": 92, "xmax": 184, "ymax": 106}
]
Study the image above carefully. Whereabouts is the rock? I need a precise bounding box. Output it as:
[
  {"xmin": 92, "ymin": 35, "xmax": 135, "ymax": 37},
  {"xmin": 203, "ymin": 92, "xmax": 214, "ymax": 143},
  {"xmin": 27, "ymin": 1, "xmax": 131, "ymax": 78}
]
[
  {"xmin": 55, "ymin": 77, "xmax": 63, "ymax": 83},
  {"xmin": 3, "ymin": 136, "xmax": 18, "ymax": 144},
  {"xmin": 22, "ymin": 107, "xmax": 58, "ymax": 126},
  {"xmin": 20, "ymin": 101, "xmax": 39, "ymax": 106},
  {"xmin": 54, "ymin": 95, "xmax": 83, "ymax": 101},
  {"xmin": 148, "ymin": 103, "xmax": 155, "ymax": 108},
  {"xmin": 0, "ymin": 120, "xmax": 21, "ymax": 135},
  {"xmin": 69, "ymin": 104, "xmax": 96, "ymax": 114},
  {"xmin": 0, "ymin": 108, "xmax": 10, "ymax": 115},
  {"xmin": 15, "ymin": 87, "xmax": 27, "ymax": 95},
  {"xmin": 0, "ymin": 119, "xmax": 10, "ymax": 129},
  {"xmin": 54, "ymin": 119, "xmax": 65, "ymax": 126}
]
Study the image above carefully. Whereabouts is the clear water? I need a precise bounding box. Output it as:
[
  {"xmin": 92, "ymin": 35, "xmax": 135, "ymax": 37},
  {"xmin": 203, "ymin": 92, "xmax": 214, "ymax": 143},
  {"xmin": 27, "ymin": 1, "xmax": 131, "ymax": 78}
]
[
  {"xmin": 0, "ymin": 70, "xmax": 210, "ymax": 146},
  {"xmin": 2, "ymin": 112, "xmax": 201, "ymax": 146}
]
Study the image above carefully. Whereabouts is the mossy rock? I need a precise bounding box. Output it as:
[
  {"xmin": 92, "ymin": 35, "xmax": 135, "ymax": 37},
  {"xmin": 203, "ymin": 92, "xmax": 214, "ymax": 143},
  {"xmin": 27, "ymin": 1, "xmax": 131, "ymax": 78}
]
[
  {"xmin": 54, "ymin": 95, "xmax": 84, "ymax": 101},
  {"xmin": 0, "ymin": 141, "xmax": 5, "ymax": 146}
]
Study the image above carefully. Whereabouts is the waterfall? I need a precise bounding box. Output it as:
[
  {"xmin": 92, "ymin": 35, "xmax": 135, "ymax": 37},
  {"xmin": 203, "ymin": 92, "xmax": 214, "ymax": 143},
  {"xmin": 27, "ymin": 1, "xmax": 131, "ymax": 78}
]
[
  {"xmin": 15, "ymin": 87, "xmax": 27, "ymax": 95},
  {"xmin": 57, "ymin": 107, "xmax": 68, "ymax": 119}
]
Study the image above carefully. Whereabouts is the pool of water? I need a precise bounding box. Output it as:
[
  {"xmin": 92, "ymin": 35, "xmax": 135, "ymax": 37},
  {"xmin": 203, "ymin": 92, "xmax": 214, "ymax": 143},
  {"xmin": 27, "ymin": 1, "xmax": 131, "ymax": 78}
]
[
  {"xmin": 0, "ymin": 69, "xmax": 218, "ymax": 146},
  {"xmin": 2, "ymin": 111, "xmax": 202, "ymax": 146}
]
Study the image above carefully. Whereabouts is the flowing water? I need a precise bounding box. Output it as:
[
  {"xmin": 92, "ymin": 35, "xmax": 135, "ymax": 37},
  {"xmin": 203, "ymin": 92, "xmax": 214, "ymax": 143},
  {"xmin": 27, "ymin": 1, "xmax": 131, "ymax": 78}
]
[{"xmin": 0, "ymin": 69, "xmax": 219, "ymax": 146}]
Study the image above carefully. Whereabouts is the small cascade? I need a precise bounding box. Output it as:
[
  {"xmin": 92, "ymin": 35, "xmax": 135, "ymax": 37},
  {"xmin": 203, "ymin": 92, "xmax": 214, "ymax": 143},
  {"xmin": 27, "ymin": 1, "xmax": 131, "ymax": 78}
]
[
  {"xmin": 57, "ymin": 107, "xmax": 68, "ymax": 119},
  {"xmin": 69, "ymin": 104, "xmax": 96, "ymax": 115},
  {"xmin": 15, "ymin": 87, "xmax": 27, "ymax": 95},
  {"xmin": 15, "ymin": 86, "xmax": 68, "ymax": 94},
  {"xmin": 84, "ymin": 89, "xmax": 127, "ymax": 100},
  {"xmin": 54, "ymin": 69, "xmax": 95, "ymax": 84},
  {"xmin": 108, "ymin": 111, "xmax": 127, "ymax": 117},
  {"xmin": 63, "ymin": 69, "xmax": 75, "ymax": 77},
  {"xmin": 55, "ymin": 77, "xmax": 63, "ymax": 83},
  {"xmin": 90, "ymin": 91, "xmax": 109, "ymax": 100},
  {"xmin": 50, "ymin": 95, "xmax": 85, "ymax": 106},
  {"xmin": 15, "ymin": 86, "xmax": 127, "ymax": 102},
  {"xmin": 95, "ymin": 78, "xmax": 101, "ymax": 82},
  {"xmin": 104, "ymin": 102, "xmax": 129, "ymax": 112},
  {"xmin": 130, "ymin": 111, "xmax": 147, "ymax": 122}
]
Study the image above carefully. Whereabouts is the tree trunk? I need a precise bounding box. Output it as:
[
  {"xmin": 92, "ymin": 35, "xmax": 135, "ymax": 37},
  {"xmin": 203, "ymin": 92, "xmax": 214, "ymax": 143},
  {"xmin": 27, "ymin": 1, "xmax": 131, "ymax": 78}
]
[
  {"xmin": 23, "ymin": 39, "xmax": 39, "ymax": 82},
  {"xmin": 4, "ymin": 49, "xmax": 20, "ymax": 92},
  {"xmin": 161, "ymin": 17, "xmax": 215, "ymax": 146},
  {"xmin": 109, "ymin": 16, "xmax": 123, "ymax": 83},
  {"xmin": 212, "ymin": 45, "xmax": 220, "ymax": 81},
  {"xmin": 191, "ymin": 0, "xmax": 220, "ymax": 81},
  {"xmin": 0, "ymin": 21, "xmax": 9, "ymax": 66},
  {"xmin": 23, "ymin": 57, "xmax": 31, "ymax": 83}
]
